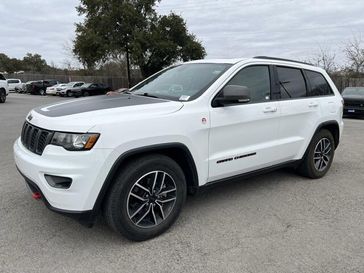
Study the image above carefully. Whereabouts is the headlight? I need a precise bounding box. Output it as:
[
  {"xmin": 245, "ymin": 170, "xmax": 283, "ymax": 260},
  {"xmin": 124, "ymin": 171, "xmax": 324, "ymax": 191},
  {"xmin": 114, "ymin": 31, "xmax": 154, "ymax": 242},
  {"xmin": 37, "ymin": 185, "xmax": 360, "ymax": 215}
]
[{"xmin": 51, "ymin": 132, "xmax": 100, "ymax": 151}]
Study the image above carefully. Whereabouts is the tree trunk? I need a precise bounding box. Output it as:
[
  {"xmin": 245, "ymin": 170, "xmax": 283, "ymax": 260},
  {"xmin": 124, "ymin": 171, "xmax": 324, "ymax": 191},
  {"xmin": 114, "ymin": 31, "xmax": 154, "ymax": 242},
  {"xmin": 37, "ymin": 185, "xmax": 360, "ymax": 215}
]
[{"xmin": 126, "ymin": 50, "xmax": 131, "ymax": 88}]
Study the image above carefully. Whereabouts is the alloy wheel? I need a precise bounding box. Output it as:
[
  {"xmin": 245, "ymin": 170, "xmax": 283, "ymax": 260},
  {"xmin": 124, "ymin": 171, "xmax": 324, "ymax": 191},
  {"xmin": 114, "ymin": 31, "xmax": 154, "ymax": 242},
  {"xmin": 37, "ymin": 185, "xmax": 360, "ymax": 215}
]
[
  {"xmin": 313, "ymin": 137, "xmax": 332, "ymax": 172},
  {"xmin": 127, "ymin": 171, "xmax": 177, "ymax": 228}
]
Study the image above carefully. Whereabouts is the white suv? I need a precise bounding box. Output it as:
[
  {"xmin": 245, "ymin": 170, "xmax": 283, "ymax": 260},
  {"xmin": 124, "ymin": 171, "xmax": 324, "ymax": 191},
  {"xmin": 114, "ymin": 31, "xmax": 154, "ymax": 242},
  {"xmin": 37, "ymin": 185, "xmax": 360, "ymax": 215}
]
[
  {"xmin": 0, "ymin": 73, "xmax": 9, "ymax": 103},
  {"xmin": 14, "ymin": 57, "xmax": 344, "ymax": 241}
]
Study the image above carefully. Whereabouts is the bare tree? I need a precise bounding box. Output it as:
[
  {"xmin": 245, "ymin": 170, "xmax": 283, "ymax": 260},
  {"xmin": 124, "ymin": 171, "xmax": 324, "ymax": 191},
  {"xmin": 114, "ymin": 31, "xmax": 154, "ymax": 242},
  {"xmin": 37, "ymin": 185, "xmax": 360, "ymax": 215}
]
[
  {"xmin": 344, "ymin": 35, "xmax": 364, "ymax": 73},
  {"xmin": 310, "ymin": 46, "xmax": 337, "ymax": 73}
]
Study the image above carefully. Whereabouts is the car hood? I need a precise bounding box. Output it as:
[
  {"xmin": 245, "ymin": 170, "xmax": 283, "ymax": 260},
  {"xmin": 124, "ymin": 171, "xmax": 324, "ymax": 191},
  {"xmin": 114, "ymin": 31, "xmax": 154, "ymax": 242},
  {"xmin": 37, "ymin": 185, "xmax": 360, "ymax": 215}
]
[{"xmin": 28, "ymin": 94, "xmax": 184, "ymax": 132}]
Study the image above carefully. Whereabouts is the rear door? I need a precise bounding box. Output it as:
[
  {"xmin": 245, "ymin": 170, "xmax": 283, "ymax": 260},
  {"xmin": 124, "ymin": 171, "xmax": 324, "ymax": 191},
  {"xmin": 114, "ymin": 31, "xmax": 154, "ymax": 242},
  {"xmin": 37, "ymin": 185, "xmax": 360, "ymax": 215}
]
[
  {"xmin": 275, "ymin": 66, "xmax": 322, "ymax": 160},
  {"xmin": 208, "ymin": 65, "xmax": 281, "ymax": 181}
]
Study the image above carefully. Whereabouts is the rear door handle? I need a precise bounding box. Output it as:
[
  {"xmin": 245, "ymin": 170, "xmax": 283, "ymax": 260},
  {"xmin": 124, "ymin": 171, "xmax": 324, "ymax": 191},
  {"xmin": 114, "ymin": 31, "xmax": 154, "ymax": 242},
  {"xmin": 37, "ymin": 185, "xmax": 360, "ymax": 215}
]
[
  {"xmin": 263, "ymin": 106, "xmax": 278, "ymax": 113},
  {"xmin": 308, "ymin": 102, "xmax": 319, "ymax": 108}
]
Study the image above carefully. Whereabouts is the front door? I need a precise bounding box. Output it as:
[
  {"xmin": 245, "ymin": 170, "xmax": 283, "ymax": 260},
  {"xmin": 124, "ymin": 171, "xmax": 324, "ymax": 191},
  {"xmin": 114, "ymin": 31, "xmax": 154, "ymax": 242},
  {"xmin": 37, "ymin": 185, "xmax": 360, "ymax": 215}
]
[{"xmin": 208, "ymin": 65, "xmax": 281, "ymax": 182}]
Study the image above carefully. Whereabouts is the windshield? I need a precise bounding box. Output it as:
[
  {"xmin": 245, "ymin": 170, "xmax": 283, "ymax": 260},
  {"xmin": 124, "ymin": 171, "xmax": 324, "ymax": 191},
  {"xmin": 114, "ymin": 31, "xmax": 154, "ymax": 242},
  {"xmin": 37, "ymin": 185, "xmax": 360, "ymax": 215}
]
[
  {"xmin": 342, "ymin": 87, "xmax": 364, "ymax": 96},
  {"xmin": 131, "ymin": 63, "xmax": 232, "ymax": 101}
]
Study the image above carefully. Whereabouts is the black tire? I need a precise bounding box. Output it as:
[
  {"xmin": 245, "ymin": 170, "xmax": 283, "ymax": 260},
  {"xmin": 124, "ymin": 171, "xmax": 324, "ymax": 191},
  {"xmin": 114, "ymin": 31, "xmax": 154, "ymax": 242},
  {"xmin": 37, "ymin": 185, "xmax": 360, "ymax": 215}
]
[
  {"xmin": 297, "ymin": 129, "xmax": 335, "ymax": 179},
  {"xmin": 103, "ymin": 154, "xmax": 187, "ymax": 241},
  {"xmin": 83, "ymin": 91, "xmax": 90, "ymax": 97},
  {"xmin": 66, "ymin": 91, "xmax": 72, "ymax": 97},
  {"xmin": 0, "ymin": 89, "xmax": 6, "ymax": 103},
  {"xmin": 39, "ymin": 89, "xmax": 46, "ymax": 96}
]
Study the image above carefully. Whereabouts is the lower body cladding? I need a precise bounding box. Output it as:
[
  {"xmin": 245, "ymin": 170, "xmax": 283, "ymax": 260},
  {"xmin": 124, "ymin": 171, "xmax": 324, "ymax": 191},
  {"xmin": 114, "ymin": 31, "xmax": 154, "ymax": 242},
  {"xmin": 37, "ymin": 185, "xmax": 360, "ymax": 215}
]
[{"xmin": 13, "ymin": 138, "xmax": 113, "ymax": 225}]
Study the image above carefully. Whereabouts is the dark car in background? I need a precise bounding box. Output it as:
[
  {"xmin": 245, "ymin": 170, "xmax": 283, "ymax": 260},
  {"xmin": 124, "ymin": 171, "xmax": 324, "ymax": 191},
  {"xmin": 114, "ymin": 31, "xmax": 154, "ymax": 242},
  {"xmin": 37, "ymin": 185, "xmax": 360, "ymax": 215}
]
[
  {"xmin": 26, "ymin": 80, "xmax": 59, "ymax": 95},
  {"xmin": 71, "ymin": 83, "xmax": 111, "ymax": 97},
  {"xmin": 342, "ymin": 87, "xmax": 364, "ymax": 117}
]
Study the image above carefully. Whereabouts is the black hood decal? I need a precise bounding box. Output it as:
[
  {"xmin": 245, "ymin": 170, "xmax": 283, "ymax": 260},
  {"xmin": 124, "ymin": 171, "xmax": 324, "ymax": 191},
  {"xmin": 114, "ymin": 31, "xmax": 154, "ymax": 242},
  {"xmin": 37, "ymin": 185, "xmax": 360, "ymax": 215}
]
[{"xmin": 34, "ymin": 94, "xmax": 167, "ymax": 117}]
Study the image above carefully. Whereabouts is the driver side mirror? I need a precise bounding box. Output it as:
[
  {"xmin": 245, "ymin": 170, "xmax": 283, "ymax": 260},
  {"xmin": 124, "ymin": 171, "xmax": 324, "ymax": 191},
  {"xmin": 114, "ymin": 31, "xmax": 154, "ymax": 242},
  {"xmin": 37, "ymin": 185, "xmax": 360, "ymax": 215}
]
[{"xmin": 213, "ymin": 85, "xmax": 251, "ymax": 106}]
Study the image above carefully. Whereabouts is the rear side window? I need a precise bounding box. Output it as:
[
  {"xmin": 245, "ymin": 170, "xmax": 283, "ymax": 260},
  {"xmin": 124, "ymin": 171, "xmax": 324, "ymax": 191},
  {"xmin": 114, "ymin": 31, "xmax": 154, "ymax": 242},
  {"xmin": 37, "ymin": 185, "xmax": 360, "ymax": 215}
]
[
  {"xmin": 0, "ymin": 74, "xmax": 5, "ymax": 81},
  {"xmin": 305, "ymin": 70, "xmax": 333, "ymax": 96},
  {"xmin": 277, "ymin": 66, "xmax": 306, "ymax": 99},
  {"xmin": 227, "ymin": 65, "xmax": 271, "ymax": 103}
]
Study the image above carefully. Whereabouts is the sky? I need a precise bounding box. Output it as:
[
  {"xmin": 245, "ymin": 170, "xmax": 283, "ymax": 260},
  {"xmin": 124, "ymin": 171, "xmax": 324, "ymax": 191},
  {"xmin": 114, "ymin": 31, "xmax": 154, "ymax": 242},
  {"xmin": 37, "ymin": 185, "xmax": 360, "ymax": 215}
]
[{"xmin": 0, "ymin": 0, "xmax": 363, "ymax": 68}]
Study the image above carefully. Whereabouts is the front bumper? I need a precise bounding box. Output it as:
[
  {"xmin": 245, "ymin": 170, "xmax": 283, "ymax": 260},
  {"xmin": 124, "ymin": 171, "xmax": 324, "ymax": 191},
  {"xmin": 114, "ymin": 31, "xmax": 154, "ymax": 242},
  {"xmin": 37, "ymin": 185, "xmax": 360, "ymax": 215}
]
[
  {"xmin": 344, "ymin": 107, "xmax": 364, "ymax": 116},
  {"xmin": 14, "ymin": 138, "xmax": 112, "ymax": 212}
]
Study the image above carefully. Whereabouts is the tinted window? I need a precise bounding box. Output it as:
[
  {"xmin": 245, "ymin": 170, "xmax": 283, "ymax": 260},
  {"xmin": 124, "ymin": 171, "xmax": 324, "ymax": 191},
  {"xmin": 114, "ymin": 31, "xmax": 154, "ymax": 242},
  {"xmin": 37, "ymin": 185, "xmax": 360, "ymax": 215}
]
[
  {"xmin": 0, "ymin": 74, "xmax": 6, "ymax": 81},
  {"xmin": 277, "ymin": 67, "xmax": 306, "ymax": 99},
  {"xmin": 227, "ymin": 66, "xmax": 271, "ymax": 103},
  {"xmin": 305, "ymin": 70, "xmax": 333, "ymax": 96},
  {"xmin": 8, "ymin": 80, "xmax": 20, "ymax": 84}
]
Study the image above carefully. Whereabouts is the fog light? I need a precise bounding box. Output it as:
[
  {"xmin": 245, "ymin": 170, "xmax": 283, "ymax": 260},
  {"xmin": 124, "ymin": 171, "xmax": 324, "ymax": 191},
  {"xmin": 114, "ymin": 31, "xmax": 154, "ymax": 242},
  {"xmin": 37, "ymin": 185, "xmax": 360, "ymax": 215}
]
[{"xmin": 44, "ymin": 175, "xmax": 72, "ymax": 189}]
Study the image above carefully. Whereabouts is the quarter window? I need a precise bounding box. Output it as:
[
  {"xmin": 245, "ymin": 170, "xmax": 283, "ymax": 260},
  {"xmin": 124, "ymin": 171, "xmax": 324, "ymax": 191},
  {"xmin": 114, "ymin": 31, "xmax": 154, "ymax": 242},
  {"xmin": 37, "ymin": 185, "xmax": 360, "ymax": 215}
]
[
  {"xmin": 277, "ymin": 66, "xmax": 307, "ymax": 99},
  {"xmin": 226, "ymin": 66, "xmax": 271, "ymax": 103},
  {"xmin": 305, "ymin": 70, "xmax": 333, "ymax": 96}
]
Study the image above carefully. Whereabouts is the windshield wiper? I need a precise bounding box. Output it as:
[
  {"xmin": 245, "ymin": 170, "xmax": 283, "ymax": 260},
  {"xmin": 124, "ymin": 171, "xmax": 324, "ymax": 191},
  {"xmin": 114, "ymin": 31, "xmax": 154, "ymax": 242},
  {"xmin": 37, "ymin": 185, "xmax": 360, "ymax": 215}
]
[{"xmin": 134, "ymin": 92, "xmax": 160, "ymax": 99}]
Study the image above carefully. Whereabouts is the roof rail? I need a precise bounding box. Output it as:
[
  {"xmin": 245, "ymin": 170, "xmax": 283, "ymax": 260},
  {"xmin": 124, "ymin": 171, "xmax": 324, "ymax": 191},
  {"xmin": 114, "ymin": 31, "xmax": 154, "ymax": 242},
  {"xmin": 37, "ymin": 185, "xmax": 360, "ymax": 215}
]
[{"xmin": 253, "ymin": 56, "xmax": 312, "ymax": 66}]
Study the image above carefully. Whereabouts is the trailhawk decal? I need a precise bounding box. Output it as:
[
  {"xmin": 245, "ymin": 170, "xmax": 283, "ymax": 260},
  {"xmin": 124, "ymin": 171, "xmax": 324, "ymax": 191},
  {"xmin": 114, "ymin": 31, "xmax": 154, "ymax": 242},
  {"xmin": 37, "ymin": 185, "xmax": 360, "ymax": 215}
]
[
  {"xmin": 217, "ymin": 152, "xmax": 257, "ymax": 164},
  {"xmin": 34, "ymin": 94, "xmax": 167, "ymax": 117}
]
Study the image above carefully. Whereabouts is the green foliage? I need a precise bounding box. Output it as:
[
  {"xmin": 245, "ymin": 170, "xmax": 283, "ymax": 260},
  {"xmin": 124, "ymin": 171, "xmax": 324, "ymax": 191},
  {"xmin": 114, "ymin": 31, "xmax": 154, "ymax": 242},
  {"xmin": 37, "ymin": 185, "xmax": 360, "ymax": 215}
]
[
  {"xmin": 133, "ymin": 13, "xmax": 206, "ymax": 77},
  {"xmin": 73, "ymin": 0, "xmax": 206, "ymax": 79},
  {"xmin": 0, "ymin": 52, "xmax": 49, "ymax": 73}
]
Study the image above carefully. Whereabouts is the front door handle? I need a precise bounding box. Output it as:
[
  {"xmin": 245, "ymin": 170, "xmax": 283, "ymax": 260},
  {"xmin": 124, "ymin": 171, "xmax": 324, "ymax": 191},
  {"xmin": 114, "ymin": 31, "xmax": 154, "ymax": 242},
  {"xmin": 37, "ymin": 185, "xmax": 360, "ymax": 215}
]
[{"xmin": 263, "ymin": 106, "xmax": 278, "ymax": 113}]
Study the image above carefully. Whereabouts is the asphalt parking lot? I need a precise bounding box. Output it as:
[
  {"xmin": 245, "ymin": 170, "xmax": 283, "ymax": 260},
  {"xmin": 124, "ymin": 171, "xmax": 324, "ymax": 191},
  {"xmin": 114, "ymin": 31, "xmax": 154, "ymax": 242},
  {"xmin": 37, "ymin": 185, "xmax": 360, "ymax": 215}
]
[{"xmin": 0, "ymin": 93, "xmax": 363, "ymax": 273}]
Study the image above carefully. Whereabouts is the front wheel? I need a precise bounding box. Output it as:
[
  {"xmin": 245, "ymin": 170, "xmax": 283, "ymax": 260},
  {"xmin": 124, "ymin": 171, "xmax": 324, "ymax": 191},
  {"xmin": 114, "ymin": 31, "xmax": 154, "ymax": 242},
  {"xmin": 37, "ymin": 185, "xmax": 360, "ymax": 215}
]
[
  {"xmin": 103, "ymin": 154, "xmax": 186, "ymax": 241},
  {"xmin": 297, "ymin": 129, "xmax": 335, "ymax": 179},
  {"xmin": 0, "ymin": 90, "xmax": 6, "ymax": 103}
]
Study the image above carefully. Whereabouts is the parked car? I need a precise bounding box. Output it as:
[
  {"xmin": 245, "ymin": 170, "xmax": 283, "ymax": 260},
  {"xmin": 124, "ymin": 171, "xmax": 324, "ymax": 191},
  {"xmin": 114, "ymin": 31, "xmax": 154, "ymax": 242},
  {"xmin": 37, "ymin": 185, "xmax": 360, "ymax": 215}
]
[
  {"xmin": 342, "ymin": 87, "xmax": 364, "ymax": 117},
  {"xmin": 46, "ymin": 84, "xmax": 67, "ymax": 96},
  {"xmin": 14, "ymin": 56, "xmax": 343, "ymax": 241},
  {"xmin": 71, "ymin": 83, "xmax": 111, "ymax": 97},
  {"xmin": 58, "ymin": 82, "xmax": 85, "ymax": 97},
  {"xmin": 7, "ymin": 79, "xmax": 23, "ymax": 92},
  {"xmin": 26, "ymin": 80, "xmax": 59, "ymax": 95},
  {"xmin": 0, "ymin": 73, "xmax": 9, "ymax": 103}
]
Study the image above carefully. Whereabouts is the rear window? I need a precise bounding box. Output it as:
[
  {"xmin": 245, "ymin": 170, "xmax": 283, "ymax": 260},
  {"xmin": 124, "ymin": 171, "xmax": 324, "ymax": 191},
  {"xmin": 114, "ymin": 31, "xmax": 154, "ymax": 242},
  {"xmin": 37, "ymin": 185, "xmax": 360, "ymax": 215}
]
[
  {"xmin": 305, "ymin": 70, "xmax": 333, "ymax": 96},
  {"xmin": 8, "ymin": 79, "xmax": 20, "ymax": 84},
  {"xmin": 277, "ymin": 66, "xmax": 307, "ymax": 99}
]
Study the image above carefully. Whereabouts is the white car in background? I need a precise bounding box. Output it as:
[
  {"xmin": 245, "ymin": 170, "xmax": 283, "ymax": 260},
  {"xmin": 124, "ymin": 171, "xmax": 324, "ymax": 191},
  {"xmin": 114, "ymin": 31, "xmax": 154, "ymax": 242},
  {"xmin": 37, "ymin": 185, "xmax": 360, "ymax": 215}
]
[
  {"xmin": 7, "ymin": 79, "xmax": 23, "ymax": 92},
  {"xmin": 58, "ymin": 82, "xmax": 85, "ymax": 97},
  {"xmin": 46, "ymin": 84, "xmax": 67, "ymax": 96}
]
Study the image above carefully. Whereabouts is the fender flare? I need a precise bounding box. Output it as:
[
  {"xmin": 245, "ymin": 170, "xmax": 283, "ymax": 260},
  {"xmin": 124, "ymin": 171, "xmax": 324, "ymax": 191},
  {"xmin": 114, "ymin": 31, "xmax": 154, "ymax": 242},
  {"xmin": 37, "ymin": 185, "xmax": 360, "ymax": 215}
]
[{"xmin": 91, "ymin": 142, "xmax": 199, "ymax": 215}]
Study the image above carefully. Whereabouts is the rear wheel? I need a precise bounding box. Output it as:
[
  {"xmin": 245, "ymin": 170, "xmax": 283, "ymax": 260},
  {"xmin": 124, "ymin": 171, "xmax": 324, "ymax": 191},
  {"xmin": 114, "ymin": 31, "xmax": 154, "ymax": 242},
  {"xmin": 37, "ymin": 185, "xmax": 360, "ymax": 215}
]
[
  {"xmin": 297, "ymin": 129, "xmax": 335, "ymax": 179},
  {"xmin": 103, "ymin": 154, "xmax": 187, "ymax": 241},
  {"xmin": 0, "ymin": 89, "xmax": 6, "ymax": 103},
  {"xmin": 39, "ymin": 89, "xmax": 46, "ymax": 96}
]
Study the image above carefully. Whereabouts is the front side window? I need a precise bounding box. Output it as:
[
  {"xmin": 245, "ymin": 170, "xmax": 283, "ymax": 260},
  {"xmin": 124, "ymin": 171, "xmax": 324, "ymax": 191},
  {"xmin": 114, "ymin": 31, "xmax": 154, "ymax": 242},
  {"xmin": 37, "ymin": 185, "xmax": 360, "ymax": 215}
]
[
  {"xmin": 225, "ymin": 65, "xmax": 271, "ymax": 103},
  {"xmin": 277, "ymin": 66, "xmax": 307, "ymax": 99},
  {"xmin": 305, "ymin": 70, "xmax": 333, "ymax": 96},
  {"xmin": 132, "ymin": 63, "xmax": 232, "ymax": 101},
  {"xmin": 0, "ymin": 74, "xmax": 5, "ymax": 81}
]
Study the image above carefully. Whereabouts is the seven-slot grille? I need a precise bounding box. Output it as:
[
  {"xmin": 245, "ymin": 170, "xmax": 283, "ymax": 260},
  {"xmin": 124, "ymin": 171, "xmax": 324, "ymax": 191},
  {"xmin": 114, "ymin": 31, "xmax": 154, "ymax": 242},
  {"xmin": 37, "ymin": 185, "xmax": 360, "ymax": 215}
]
[{"xmin": 21, "ymin": 122, "xmax": 53, "ymax": 155}]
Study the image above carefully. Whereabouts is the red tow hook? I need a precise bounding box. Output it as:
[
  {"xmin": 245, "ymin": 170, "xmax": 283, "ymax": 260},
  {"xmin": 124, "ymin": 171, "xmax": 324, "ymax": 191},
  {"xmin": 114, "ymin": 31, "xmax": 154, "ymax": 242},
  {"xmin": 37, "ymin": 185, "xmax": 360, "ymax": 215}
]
[{"xmin": 32, "ymin": 192, "xmax": 42, "ymax": 200}]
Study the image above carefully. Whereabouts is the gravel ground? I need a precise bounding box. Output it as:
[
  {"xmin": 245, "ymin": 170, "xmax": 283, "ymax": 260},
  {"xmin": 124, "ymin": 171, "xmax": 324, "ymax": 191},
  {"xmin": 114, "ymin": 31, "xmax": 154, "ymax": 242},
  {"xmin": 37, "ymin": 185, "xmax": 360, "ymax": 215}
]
[{"xmin": 0, "ymin": 93, "xmax": 363, "ymax": 273}]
